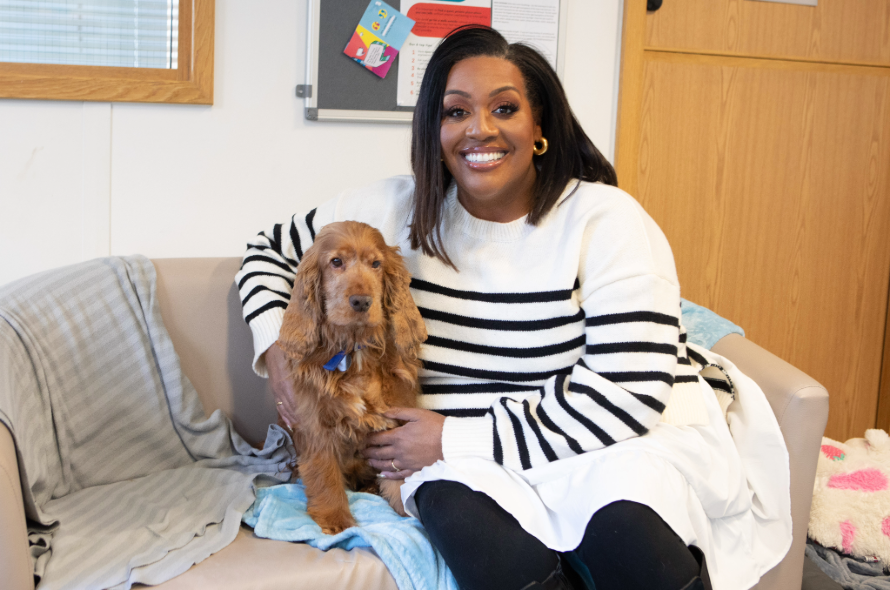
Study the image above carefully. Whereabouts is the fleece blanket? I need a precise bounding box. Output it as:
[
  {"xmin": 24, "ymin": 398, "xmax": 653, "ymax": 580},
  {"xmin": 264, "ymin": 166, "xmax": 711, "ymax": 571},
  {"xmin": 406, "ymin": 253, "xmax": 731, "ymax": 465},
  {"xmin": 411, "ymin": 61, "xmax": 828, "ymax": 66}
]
[
  {"xmin": 244, "ymin": 484, "xmax": 458, "ymax": 590},
  {"xmin": 0, "ymin": 256, "xmax": 293, "ymax": 590},
  {"xmin": 810, "ymin": 430, "xmax": 890, "ymax": 563},
  {"xmin": 806, "ymin": 429, "xmax": 890, "ymax": 589},
  {"xmin": 680, "ymin": 298, "xmax": 745, "ymax": 349}
]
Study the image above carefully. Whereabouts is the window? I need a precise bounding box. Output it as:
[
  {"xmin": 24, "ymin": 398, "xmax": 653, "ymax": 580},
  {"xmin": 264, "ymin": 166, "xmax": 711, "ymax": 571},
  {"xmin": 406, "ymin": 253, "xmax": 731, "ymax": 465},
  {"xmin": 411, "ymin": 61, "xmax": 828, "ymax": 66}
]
[{"xmin": 0, "ymin": 0, "xmax": 213, "ymax": 104}]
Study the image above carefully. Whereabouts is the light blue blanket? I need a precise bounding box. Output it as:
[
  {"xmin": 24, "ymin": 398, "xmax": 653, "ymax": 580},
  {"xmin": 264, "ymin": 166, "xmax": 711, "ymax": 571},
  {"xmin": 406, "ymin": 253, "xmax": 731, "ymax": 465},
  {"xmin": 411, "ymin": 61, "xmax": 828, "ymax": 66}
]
[
  {"xmin": 243, "ymin": 300, "xmax": 743, "ymax": 590},
  {"xmin": 681, "ymin": 298, "xmax": 745, "ymax": 349},
  {"xmin": 243, "ymin": 483, "xmax": 458, "ymax": 590}
]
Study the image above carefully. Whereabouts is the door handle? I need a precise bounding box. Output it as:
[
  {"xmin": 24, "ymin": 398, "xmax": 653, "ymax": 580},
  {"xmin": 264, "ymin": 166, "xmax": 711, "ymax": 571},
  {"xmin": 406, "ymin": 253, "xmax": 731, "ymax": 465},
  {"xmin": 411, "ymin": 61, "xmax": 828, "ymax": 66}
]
[{"xmin": 647, "ymin": 0, "xmax": 663, "ymax": 11}]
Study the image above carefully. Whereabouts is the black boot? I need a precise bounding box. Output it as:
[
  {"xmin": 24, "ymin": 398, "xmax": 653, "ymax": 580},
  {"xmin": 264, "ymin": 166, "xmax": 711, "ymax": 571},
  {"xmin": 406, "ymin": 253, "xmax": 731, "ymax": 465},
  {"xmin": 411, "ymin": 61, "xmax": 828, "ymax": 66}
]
[
  {"xmin": 681, "ymin": 546, "xmax": 713, "ymax": 590},
  {"xmin": 518, "ymin": 559, "xmax": 576, "ymax": 590}
]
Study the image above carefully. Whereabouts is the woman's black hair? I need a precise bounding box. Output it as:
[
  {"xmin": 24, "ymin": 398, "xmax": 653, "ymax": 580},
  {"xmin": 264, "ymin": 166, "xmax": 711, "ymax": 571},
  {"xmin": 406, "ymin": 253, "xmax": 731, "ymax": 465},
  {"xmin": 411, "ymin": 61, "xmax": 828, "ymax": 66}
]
[{"xmin": 409, "ymin": 25, "xmax": 617, "ymax": 268}]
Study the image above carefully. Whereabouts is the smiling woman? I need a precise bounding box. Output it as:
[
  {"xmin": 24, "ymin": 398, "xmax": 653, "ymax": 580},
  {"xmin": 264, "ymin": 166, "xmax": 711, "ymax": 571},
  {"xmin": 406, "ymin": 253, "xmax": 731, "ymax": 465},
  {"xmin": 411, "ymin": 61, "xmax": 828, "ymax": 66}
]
[
  {"xmin": 409, "ymin": 26, "xmax": 616, "ymax": 268},
  {"xmin": 236, "ymin": 25, "xmax": 793, "ymax": 590},
  {"xmin": 439, "ymin": 56, "xmax": 541, "ymax": 223}
]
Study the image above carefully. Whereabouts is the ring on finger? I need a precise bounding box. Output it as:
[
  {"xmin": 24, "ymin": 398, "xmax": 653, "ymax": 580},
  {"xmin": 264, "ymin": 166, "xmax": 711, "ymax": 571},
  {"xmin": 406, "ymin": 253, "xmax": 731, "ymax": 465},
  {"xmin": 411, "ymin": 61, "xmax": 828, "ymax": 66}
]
[
  {"xmin": 277, "ymin": 401, "xmax": 283, "ymax": 406},
  {"xmin": 391, "ymin": 459, "xmax": 398, "ymax": 472}
]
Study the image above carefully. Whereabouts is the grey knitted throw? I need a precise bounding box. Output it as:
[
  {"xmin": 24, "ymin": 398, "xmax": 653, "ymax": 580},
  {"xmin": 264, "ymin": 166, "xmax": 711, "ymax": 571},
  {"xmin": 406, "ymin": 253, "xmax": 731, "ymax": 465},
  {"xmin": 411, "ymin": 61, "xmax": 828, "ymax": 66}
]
[{"xmin": 0, "ymin": 256, "xmax": 292, "ymax": 590}]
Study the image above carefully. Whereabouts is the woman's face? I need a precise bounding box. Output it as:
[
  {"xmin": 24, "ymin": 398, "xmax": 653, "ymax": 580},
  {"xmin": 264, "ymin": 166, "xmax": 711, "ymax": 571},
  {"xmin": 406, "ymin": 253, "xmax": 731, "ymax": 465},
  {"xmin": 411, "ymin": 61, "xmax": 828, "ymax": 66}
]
[{"xmin": 440, "ymin": 56, "xmax": 542, "ymax": 223}]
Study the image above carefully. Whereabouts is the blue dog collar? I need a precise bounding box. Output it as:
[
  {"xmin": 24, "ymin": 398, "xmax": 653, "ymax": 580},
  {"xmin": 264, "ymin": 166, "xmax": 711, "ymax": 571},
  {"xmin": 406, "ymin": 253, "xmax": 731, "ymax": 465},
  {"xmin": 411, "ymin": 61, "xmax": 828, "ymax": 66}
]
[
  {"xmin": 323, "ymin": 350, "xmax": 348, "ymax": 371},
  {"xmin": 323, "ymin": 345, "xmax": 363, "ymax": 372}
]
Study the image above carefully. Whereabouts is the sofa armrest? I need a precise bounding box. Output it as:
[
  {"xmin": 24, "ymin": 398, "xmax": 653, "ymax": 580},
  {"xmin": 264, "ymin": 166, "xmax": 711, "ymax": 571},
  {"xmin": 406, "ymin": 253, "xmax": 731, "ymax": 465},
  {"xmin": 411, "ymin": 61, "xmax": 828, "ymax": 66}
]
[
  {"xmin": 711, "ymin": 333, "xmax": 829, "ymax": 590},
  {"xmin": 0, "ymin": 423, "xmax": 34, "ymax": 590}
]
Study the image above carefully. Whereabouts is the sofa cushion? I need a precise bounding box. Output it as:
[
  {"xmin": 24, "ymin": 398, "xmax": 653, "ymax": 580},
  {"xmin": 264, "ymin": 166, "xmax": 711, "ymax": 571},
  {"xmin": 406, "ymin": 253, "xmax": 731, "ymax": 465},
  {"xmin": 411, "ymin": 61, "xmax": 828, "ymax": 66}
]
[{"xmin": 148, "ymin": 526, "xmax": 397, "ymax": 590}]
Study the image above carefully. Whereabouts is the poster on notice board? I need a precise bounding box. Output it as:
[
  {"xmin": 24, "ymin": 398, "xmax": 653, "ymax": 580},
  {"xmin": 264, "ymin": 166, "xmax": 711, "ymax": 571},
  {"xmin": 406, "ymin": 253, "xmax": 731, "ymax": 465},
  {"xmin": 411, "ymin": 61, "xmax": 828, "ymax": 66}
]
[
  {"xmin": 344, "ymin": 0, "xmax": 416, "ymax": 79},
  {"xmin": 396, "ymin": 0, "xmax": 560, "ymax": 108}
]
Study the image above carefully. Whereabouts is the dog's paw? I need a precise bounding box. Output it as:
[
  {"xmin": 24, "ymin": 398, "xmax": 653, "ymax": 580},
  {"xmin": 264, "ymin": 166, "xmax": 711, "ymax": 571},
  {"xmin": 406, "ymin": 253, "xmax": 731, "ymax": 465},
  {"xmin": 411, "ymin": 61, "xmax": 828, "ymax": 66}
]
[
  {"xmin": 321, "ymin": 523, "xmax": 351, "ymax": 536},
  {"xmin": 390, "ymin": 497, "xmax": 408, "ymax": 517},
  {"xmin": 378, "ymin": 478, "xmax": 408, "ymax": 516},
  {"xmin": 311, "ymin": 508, "xmax": 356, "ymax": 535}
]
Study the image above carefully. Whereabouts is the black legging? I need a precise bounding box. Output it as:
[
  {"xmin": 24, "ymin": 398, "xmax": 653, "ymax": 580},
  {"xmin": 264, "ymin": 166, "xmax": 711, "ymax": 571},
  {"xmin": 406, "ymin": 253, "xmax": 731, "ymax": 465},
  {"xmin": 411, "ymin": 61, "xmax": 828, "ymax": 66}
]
[{"xmin": 414, "ymin": 480, "xmax": 708, "ymax": 590}]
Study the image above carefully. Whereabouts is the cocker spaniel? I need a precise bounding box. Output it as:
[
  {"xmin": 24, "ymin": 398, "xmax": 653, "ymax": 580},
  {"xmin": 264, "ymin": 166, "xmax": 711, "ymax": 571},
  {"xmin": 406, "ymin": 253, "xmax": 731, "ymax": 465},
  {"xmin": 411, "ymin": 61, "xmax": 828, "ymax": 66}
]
[{"xmin": 276, "ymin": 220, "xmax": 427, "ymax": 534}]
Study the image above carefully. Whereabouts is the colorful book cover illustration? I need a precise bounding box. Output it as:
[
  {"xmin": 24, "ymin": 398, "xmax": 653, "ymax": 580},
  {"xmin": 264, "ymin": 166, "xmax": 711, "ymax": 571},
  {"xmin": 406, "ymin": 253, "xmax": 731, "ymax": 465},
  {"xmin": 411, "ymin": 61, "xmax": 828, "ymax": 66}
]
[{"xmin": 343, "ymin": 1, "xmax": 416, "ymax": 79}]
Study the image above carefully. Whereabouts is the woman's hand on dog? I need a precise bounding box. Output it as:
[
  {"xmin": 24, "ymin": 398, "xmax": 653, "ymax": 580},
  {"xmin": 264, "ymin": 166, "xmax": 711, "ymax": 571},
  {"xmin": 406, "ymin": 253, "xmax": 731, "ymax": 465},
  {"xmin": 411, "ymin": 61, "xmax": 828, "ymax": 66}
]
[
  {"xmin": 363, "ymin": 408, "xmax": 445, "ymax": 479},
  {"xmin": 265, "ymin": 343, "xmax": 299, "ymax": 429}
]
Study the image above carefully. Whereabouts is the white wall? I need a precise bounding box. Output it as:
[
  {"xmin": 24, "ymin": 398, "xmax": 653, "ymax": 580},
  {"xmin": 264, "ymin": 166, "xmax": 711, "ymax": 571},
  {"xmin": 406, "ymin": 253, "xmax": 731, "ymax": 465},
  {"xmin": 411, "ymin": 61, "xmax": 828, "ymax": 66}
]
[{"xmin": 0, "ymin": 0, "xmax": 624, "ymax": 286}]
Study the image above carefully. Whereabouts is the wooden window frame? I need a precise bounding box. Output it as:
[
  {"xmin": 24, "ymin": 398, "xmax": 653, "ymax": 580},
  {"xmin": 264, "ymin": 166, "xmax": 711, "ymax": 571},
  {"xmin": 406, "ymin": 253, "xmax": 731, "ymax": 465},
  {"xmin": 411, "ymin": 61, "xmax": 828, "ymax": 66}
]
[{"xmin": 0, "ymin": 0, "xmax": 214, "ymax": 105}]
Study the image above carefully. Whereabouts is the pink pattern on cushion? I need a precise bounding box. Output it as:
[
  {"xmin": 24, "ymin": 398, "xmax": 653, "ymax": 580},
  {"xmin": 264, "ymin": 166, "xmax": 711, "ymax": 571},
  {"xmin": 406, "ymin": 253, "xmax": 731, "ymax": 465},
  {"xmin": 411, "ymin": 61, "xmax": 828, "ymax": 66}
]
[
  {"xmin": 828, "ymin": 469, "xmax": 888, "ymax": 492},
  {"xmin": 821, "ymin": 444, "xmax": 846, "ymax": 461},
  {"xmin": 882, "ymin": 517, "xmax": 890, "ymax": 538},
  {"xmin": 841, "ymin": 521, "xmax": 857, "ymax": 553}
]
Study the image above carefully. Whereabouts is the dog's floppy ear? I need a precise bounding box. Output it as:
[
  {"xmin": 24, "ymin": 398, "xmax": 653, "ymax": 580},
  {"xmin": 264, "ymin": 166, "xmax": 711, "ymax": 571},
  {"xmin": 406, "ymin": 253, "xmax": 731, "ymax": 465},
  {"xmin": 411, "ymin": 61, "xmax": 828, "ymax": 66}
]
[
  {"xmin": 383, "ymin": 245, "xmax": 427, "ymax": 358},
  {"xmin": 277, "ymin": 244, "xmax": 324, "ymax": 359}
]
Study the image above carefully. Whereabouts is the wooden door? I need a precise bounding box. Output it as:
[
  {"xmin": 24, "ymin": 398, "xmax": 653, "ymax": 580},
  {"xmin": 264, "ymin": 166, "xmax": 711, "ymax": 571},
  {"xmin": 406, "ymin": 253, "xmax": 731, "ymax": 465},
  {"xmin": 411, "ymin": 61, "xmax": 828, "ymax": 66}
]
[{"xmin": 616, "ymin": 0, "xmax": 890, "ymax": 442}]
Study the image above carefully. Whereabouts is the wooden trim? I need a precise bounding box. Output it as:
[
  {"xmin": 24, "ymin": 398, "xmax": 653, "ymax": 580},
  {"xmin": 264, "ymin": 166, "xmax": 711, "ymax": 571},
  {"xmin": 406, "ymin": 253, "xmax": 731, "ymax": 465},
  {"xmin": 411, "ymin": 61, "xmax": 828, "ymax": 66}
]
[
  {"xmin": 614, "ymin": 0, "xmax": 648, "ymax": 195},
  {"xmin": 644, "ymin": 46, "xmax": 890, "ymax": 72},
  {"xmin": 644, "ymin": 48, "xmax": 890, "ymax": 77},
  {"xmin": 876, "ymin": 274, "xmax": 890, "ymax": 431},
  {"xmin": 0, "ymin": 0, "xmax": 214, "ymax": 105}
]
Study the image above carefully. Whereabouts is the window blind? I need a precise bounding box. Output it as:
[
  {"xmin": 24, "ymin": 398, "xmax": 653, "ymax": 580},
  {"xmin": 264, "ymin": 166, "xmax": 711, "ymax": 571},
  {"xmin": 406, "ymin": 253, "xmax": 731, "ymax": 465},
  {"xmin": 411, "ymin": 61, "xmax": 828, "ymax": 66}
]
[{"xmin": 0, "ymin": 0, "xmax": 178, "ymax": 68}]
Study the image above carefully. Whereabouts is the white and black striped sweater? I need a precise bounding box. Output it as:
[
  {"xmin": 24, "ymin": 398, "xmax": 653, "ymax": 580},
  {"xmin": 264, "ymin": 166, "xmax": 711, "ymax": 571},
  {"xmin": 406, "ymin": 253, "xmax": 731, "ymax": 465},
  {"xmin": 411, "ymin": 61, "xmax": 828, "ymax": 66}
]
[{"xmin": 237, "ymin": 176, "xmax": 728, "ymax": 473}]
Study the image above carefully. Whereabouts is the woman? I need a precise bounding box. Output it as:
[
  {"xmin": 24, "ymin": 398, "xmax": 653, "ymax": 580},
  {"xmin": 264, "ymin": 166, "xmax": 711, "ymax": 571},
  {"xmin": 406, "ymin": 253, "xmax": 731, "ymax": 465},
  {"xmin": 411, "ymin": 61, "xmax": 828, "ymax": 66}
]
[{"xmin": 237, "ymin": 27, "xmax": 790, "ymax": 590}]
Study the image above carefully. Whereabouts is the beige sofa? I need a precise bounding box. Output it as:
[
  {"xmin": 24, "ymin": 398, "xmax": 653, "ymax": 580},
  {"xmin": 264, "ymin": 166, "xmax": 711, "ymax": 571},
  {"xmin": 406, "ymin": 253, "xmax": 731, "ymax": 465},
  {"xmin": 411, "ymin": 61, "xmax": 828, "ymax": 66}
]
[{"xmin": 0, "ymin": 257, "xmax": 829, "ymax": 590}]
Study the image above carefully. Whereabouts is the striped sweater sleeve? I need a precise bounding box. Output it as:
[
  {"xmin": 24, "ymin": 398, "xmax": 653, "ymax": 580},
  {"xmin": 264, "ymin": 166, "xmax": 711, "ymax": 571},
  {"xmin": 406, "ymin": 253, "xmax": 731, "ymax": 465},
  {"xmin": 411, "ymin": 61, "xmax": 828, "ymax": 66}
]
[
  {"xmin": 442, "ymin": 202, "xmax": 682, "ymax": 472},
  {"xmin": 235, "ymin": 207, "xmax": 325, "ymax": 376}
]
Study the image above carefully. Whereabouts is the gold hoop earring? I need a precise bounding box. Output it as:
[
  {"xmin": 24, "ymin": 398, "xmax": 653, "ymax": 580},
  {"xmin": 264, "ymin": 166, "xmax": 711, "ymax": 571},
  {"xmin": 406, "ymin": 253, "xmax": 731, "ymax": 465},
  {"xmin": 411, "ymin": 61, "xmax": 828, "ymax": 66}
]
[{"xmin": 533, "ymin": 137, "xmax": 549, "ymax": 156}]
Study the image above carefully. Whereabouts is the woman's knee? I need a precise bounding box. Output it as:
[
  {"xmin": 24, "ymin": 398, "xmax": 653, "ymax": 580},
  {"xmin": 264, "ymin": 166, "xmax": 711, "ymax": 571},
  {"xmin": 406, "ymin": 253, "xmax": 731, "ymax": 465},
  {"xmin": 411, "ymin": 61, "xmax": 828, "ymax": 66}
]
[
  {"xmin": 414, "ymin": 480, "xmax": 474, "ymax": 523},
  {"xmin": 575, "ymin": 501, "xmax": 703, "ymax": 590}
]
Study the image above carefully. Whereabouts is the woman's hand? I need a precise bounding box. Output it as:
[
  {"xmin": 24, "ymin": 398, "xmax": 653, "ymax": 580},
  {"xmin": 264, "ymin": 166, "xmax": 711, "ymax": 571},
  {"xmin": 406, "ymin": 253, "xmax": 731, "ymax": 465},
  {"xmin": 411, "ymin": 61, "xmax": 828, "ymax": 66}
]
[
  {"xmin": 363, "ymin": 408, "xmax": 445, "ymax": 479},
  {"xmin": 264, "ymin": 343, "xmax": 299, "ymax": 429}
]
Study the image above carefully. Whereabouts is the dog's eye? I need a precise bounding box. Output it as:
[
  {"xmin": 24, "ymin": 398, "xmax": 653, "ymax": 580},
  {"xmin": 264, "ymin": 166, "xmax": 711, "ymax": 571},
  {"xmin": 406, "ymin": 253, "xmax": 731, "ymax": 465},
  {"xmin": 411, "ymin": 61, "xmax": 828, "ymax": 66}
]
[
  {"xmin": 331, "ymin": 258, "xmax": 343, "ymax": 268},
  {"xmin": 372, "ymin": 261, "xmax": 381, "ymax": 269}
]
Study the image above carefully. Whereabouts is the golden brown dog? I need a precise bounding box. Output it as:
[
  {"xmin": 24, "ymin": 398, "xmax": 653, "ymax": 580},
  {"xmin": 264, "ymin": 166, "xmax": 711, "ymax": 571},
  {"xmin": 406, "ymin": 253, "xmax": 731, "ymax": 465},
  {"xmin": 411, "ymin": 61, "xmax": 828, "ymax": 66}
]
[{"xmin": 276, "ymin": 221, "xmax": 427, "ymax": 534}]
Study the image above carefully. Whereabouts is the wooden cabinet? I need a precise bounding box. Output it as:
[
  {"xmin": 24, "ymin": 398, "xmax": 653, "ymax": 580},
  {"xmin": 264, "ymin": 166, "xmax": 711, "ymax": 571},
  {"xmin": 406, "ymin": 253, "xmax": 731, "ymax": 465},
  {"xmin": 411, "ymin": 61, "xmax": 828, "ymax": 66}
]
[
  {"xmin": 645, "ymin": 0, "xmax": 890, "ymax": 66},
  {"xmin": 617, "ymin": 0, "xmax": 890, "ymax": 441}
]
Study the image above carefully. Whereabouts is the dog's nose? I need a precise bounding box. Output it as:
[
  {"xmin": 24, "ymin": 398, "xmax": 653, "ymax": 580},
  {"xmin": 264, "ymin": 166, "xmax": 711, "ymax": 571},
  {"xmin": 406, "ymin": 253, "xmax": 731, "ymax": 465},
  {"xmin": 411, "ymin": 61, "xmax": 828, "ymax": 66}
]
[{"xmin": 349, "ymin": 295, "xmax": 372, "ymax": 313}]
